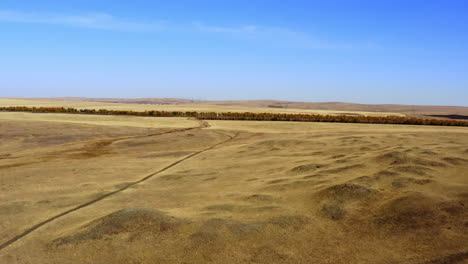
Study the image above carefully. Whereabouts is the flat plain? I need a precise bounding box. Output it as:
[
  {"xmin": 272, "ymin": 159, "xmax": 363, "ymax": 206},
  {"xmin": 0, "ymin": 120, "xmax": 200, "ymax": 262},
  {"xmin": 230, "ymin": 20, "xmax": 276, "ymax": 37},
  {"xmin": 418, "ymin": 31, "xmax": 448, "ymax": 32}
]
[
  {"xmin": 0, "ymin": 102, "xmax": 467, "ymax": 263},
  {"xmin": 0, "ymin": 98, "xmax": 407, "ymax": 117}
]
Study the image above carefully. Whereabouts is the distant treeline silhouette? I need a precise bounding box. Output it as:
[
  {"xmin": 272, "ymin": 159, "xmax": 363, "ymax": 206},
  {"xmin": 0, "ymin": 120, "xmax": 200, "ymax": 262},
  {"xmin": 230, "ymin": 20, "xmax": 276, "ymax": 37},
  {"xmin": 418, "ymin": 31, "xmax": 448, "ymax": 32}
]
[{"xmin": 1, "ymin": 106, "xmax": 467, "ymax": 127}]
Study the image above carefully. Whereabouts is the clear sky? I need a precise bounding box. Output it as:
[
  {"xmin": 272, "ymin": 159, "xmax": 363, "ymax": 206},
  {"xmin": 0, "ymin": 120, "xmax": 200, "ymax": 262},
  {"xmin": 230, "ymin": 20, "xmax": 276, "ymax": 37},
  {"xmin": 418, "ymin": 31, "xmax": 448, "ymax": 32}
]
[{"xmin": 1, "ymin": 0, "xmax": 467, "ymax": 106}]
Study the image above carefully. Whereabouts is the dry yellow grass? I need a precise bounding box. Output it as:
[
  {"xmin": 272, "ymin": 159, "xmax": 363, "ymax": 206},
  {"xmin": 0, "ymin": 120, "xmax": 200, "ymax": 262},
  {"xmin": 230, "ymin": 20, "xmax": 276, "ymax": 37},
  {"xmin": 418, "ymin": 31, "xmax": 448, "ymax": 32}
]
[
  {"xmin": 0, "ymin": 97, "xmax": 406, "ymax": 117},
  {"xmin": 0, "ymin": 111, "xmax": 467, "ymax": 264},
  {"xmin": 206, "ymin": 119, "xmax": 468, "ymax": 133},
  {"xmin": 0, "ymin": 112, "xmax": 199, "ymax": 129}
]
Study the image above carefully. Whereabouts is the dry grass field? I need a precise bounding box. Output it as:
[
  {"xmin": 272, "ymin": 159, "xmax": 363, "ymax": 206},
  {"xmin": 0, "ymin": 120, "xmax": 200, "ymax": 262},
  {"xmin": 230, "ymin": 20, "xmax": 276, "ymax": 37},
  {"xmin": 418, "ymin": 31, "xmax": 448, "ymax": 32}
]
[
  {"xmin": 0, "ymin": 98, "xmax": 407, "ymax": 117},
  {"xmin": 46, "ymin": 97, "xmax": 468, "ymax": 116},
  {"xmin": 0, "ymin": 110, "xmax": 467, "ymax": 263}
]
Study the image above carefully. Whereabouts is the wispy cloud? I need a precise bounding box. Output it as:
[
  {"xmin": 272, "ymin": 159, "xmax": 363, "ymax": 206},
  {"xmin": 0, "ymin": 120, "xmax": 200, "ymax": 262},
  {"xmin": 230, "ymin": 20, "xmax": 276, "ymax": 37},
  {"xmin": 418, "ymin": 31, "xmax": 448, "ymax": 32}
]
[
  {"xmin": 194, "ymin": 22, "xmax": 371, "ymax": 50},
  {"xmin": 0, "ymin": 9, "xmax": 379, "ymax": 50},
  {"xmin": 194, "ymin": 22, "xmax": 258, "ymax": 34},
  {"xmin": 0, "ymin": 10, "xmax": 165, "ymax": 31}
]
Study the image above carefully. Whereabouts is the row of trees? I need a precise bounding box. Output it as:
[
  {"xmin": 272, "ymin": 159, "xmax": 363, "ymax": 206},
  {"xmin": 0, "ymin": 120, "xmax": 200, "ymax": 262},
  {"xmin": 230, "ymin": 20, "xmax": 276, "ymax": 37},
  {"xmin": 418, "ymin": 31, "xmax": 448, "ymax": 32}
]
[{"xmin": 1, "ymin": 106, "xmax": 467, "ymax": 127}]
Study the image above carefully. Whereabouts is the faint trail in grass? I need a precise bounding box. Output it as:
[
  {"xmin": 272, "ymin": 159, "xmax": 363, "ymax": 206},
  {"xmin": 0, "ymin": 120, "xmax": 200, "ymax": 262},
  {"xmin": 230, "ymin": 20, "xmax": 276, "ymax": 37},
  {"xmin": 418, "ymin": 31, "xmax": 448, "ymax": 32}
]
[
  {"xmin": 0, "ymin": 126, "xmax": 237, "ymax": 251},
  {"xmin": 0, "ymin": 118, "xmax": 206, "ymax": 170}
]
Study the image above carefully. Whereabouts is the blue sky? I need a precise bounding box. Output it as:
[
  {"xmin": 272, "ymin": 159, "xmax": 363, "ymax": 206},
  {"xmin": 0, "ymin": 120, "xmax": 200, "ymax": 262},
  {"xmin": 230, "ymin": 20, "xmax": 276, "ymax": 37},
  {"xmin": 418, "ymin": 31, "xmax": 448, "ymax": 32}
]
[{"xmin": 1, "ymin": 0, "xmax": 467, "ymax": 106}]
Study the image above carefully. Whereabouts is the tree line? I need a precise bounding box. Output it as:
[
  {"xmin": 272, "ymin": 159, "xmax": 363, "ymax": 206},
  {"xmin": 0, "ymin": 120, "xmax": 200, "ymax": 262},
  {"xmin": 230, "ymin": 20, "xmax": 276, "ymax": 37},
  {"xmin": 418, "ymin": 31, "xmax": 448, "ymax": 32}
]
[{"xmin": 1, "ymin": 106, "xmax": 467, "ymax": 127}]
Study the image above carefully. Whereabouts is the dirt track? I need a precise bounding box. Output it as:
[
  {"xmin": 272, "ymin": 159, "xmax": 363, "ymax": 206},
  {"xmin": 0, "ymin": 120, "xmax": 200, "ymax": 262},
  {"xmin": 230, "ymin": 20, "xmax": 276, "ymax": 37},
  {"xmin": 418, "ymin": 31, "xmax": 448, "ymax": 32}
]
[
  {"xmin": 0, "ymin": 120, "xmax": 235, "ymax": 251},
  {"xmin": 1, "ymin": 113, "xmax": 467, "ymax": 264}
]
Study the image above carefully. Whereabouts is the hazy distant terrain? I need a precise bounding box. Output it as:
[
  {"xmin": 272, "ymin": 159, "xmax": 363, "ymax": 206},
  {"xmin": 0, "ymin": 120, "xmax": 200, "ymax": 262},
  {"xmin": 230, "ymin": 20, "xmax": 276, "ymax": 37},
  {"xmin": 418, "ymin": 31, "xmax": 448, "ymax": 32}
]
[
  {"xmin": 0, "ymin": 98, "xmax": 407, "ymax": 117},
  {"xmin": 0, "ymin": 104, "xmax": 467, "ymax": 263},
  {"xmin": 47, "ymin": 97, "xmax": 468, "ymax": 117}
]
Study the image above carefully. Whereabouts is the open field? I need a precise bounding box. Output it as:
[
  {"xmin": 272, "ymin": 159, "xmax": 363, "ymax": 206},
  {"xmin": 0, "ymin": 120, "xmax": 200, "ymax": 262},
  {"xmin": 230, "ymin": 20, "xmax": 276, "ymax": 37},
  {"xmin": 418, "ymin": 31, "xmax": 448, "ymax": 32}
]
[
  {"xmin": 0, "ymin": 111, "xmax": 467, "ymax": 263},
  {"xmin": 48, "ymin": 97, "xmax": 468, "ymax": 116},
  {"xmin": 0, "ymin": 98, "xmax": 408, "ymax": 117}
]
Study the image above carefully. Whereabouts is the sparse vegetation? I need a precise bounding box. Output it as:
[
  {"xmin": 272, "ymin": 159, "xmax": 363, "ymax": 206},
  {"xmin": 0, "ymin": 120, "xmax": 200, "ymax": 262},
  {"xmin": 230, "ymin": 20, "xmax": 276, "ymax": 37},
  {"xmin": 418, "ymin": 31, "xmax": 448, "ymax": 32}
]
[
  {"xmin": 1, "ymin": 111, "xmax": 468, "ymax": 264},
  {"xmin": 1, "ymin": 106, "xmax": 467, "ymax": 126}
]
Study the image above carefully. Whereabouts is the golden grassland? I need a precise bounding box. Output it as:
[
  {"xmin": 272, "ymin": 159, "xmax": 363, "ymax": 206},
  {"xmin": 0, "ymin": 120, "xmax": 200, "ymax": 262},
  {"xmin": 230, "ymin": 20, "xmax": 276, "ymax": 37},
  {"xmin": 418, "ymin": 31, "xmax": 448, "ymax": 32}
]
[
  {"xmin": 0, "ymin": 98, "xmax": 407, "ymax": 117},
  {"xmin": 0, "ymin": 111, "xmax": 467, "ymax": 264},
  {"xmin": 2, "ymin": 105, "xmax": 467, "ymax": 126},
  {"xmin": 31, "ymin": 97, "xmax": 468, "ymax": 116},
  {"xmin": 0, "ymin": 112, "xmax": 199, "ymax": 128}
]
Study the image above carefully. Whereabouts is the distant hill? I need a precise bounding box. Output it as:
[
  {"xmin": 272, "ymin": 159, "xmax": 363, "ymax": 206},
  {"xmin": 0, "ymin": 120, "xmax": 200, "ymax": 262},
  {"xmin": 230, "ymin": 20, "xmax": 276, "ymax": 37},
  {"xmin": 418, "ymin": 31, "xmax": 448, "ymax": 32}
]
[
  {"xmin": 47, "ymin": 97, "xmax": 468, "ymax": 117},
  {"xmin": 51, "ymin": 97, "xmax": 195, "ymax": 105}
]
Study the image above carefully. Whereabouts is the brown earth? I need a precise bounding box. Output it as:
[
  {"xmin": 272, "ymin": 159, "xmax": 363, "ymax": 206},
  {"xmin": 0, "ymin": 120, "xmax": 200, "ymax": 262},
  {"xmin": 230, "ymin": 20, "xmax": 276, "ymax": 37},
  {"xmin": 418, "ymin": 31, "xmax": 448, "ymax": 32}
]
[{"xmin": 0, "ymin": 112, "xmax": 467, "ymax": 264}]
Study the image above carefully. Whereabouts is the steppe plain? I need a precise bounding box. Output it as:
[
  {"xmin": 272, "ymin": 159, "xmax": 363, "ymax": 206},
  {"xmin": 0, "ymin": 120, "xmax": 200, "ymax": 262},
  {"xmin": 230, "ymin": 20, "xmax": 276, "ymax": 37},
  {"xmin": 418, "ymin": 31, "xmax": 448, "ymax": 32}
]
[{"xmin": 0, "ymin": 98, "xmax": 467, "ymax": 264}]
